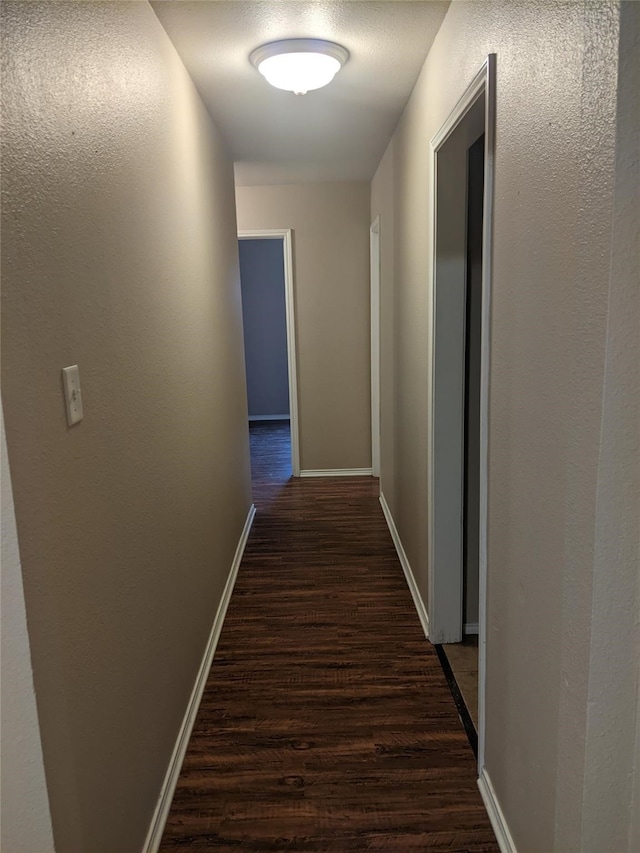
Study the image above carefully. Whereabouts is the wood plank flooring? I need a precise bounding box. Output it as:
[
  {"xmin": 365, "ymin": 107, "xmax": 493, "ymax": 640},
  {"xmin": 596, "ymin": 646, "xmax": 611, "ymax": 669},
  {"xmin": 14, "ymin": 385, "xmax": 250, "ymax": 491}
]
[{"xmin": 160, "ymin": 422, "xmax": 497, "ymax": 852}]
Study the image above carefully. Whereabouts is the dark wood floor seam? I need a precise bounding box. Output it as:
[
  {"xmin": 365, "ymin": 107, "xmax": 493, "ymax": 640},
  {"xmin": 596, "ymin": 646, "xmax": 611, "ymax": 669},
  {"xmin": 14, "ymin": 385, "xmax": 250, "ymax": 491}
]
[{"xmin": 434, "ymin": 644, "xmax": 478, "ymax": 758}]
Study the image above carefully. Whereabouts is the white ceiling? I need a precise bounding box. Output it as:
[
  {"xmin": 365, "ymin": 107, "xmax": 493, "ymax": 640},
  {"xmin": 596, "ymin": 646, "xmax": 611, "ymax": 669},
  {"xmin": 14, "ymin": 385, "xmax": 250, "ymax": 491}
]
[{"xmin": 151, "ymin": 1, "xmax": 450, "ymax": 185}]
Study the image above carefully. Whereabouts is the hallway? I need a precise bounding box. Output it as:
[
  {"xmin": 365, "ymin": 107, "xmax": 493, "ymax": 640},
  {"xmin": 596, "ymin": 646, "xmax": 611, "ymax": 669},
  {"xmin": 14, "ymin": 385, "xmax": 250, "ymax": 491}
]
[
  {"xmin": 3, "ymin": 3, "xmax": 638, "ymax": 851},
  {"xmin": 159, "ymin": 426, "xmax": 497, "ymax": 851}
]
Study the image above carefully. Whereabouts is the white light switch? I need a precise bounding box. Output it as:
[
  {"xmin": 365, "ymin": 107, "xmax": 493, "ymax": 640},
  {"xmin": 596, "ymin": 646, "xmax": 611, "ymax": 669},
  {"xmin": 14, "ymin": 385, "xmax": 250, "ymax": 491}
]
[{"xmin": 62, "ymin": 365, "xmax": 83, "ymax": 426}]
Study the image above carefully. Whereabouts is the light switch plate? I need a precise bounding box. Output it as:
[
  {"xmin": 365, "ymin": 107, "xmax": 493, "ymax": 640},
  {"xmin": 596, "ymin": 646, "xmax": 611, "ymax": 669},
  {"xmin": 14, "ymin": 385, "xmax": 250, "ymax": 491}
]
[{"xmin": 62, "ymin": 365, "xmax": 83, "ymax": 426}]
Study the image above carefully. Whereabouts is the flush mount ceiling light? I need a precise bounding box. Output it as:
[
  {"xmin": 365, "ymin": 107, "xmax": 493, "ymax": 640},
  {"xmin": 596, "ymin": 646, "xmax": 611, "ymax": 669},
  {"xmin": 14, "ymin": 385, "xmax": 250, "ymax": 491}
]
[{"xmin": 249, "ymin": 38, "xmax": 349, "ymax": 95}]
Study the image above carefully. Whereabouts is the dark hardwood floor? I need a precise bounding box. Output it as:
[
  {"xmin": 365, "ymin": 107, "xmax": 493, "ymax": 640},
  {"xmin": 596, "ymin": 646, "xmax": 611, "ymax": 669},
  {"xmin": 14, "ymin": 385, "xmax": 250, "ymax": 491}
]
[{"xmin": 160, "ymin": 421, "xmax": 497, "ymax": 851}]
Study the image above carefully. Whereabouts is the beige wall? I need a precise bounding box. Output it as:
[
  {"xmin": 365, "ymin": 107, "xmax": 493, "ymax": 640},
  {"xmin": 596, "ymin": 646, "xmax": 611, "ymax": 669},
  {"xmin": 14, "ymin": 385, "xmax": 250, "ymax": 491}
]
[
  {"xmin": 1, "ymin": 2, "xmax": 251, "ymax": 851},
  {"xmin": 236, "ymin": 182, "xmax": 372, "ymax": 472},
  {"xmin": 579, "ymin": 3, "xmax": 639, "ymax": 848},
  {"xmin": 371, "ymin": 0, "xmax": 636, "ymax": 850}
]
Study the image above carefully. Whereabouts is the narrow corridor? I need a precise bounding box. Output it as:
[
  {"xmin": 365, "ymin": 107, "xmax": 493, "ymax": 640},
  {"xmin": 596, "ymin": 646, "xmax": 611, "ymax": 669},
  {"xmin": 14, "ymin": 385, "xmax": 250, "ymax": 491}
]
[{"xmin": 160, "ymin": 424, "xmax": 497, "ymax": 851}]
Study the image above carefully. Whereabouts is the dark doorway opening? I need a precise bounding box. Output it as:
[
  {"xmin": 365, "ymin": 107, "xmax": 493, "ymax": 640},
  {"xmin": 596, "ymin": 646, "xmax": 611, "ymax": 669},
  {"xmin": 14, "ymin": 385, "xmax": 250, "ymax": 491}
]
[
  {"xmin": 238, "ymin": 238, "xmax": 292, "ymax": 486},
  {"xmin": 440, "ymin": 130, "xmax": 485, "ymax": 747}
]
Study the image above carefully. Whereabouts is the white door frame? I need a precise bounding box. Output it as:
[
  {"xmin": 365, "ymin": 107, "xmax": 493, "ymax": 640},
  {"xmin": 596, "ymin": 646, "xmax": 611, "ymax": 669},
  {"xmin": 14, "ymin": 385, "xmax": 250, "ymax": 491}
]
[
  {"xmin": 238, "ymin": 229, "xmax": 300, "ymax": 477},
  {"xmin": 427, "ymin": 55, "xmax": 496, "ymax": 772},
  {"xmin": 370, "ymin": 216, "xmax": 381, "ymax": 478}
]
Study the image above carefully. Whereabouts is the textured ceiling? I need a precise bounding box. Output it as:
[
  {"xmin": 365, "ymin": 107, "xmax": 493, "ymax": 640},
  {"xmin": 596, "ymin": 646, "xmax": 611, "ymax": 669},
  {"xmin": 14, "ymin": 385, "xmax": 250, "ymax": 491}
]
[{"xmin": 151, "ymin": 1, "xmax": 450, "ymax": 185}]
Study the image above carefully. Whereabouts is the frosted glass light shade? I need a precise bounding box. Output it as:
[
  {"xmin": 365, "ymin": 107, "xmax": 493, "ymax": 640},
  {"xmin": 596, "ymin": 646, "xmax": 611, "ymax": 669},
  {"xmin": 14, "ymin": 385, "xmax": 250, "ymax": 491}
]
[
  {"xmin": 258, "ymin": 52, "xmax": 341, "ymax": 94},
  {"xmin": 250, "ymin": 39, "xmax": 349, "ymax": 95}
]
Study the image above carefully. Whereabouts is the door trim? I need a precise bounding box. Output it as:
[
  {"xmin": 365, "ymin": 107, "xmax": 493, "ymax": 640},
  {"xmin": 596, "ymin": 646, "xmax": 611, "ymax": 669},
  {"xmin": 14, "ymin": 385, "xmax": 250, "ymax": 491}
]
[
  {"xmin": 427, "ymin": 54, "xmax": 496, "ymax": 774},
  {"xmin": 370, "ymin": 216, "xmax": 381, "ymax": 478},
  {"xmin": 238, "ymin": 229, "xmax": 300, "ymax": 477}
]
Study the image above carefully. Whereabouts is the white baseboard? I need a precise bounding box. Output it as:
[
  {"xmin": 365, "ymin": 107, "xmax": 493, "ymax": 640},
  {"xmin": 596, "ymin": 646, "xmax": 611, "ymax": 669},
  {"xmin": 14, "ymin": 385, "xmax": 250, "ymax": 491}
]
[
  {"xmin": 299, "ymin": 468, "xmax": 373, "ymax": 478},
  {"xmin": 248, "ymin": 414, "xmax": 290, "ymax": 421},
  {"xmin": 379, "ymin": 492, "xmax": 430, "ymax": 641},
  {"xmin": 142, "ymin": 503, "xmax": 256, "ymax": 853},
  {"xmin": 478, "ymin": 769, "xmax": 518, "ymax": 853},
  {"xmin": 464, "ymin": 622, "xmax": 479, "ymax": 635}
]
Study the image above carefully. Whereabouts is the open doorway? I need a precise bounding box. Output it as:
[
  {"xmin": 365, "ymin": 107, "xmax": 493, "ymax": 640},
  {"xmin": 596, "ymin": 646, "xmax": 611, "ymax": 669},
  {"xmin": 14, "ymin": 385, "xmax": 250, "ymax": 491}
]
[
  {"xmin": 440, "ymin": 130, "xmax": 484, "ymax": 748},
  {"xmin": 238, "ymin": 230, "xmax": 300, "ymax": 483},
  {"xmin": 427, "ymin": 56, "xmax": 495, "ymax": 770}
]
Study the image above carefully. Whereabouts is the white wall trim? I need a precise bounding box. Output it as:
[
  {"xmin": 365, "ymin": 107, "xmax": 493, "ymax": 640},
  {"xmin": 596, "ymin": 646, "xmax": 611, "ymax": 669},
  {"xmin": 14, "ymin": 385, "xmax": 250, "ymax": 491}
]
[
  {"xmin": 477, "ymin": 52, "xmax": 496, "ymax": 775},
  {"xmin": 431, "ymin": 65, "xmax": 488, "ymax": 151},
  {"xmin": 464, "ymin": 622, "xmax": 479, "ymax": 635},
  {"xmin": 142, "ymin": 503, "xmax": 256, "ymax": 853},
  {"xmin": 248, "ymin": 414, "xmax": 290, "ymax": 422},
  {"xmin": 299, "ymin": 468, "xmax": 373, "ymax": 478},
  {"xmin": 478, "ymin": 769, "xmax": 518, "ymax": 853},
  {"xmin": 238, "ymin": 229, "xmax": 300, "ymax": 476},
  {"xmin": 379, "ymin": 492, "xmax": 430, "ymax": 641},
  {"xmin": 370, "ymin": 215, "xmax": 381, "ymax": 478}
]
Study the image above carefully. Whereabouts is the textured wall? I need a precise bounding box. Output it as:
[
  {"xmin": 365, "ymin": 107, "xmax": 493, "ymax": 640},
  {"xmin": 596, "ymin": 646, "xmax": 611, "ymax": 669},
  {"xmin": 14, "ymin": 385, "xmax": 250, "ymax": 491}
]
[
  {"xmin": 239, "ymin": 239, "xmax": 290, "ymax": 418},
  {"xmin": 371, "ymin": 0, "xmax": 628, "ymax": 849},
  {"xmin": 579, "ymin": 3, "xmax": 639, "ymax": 848},
  {"xmin": 236, "ymin": 182, "xmax": 371, "ymax": 472},
  {"xmin": 1, "ymin": 2, "xmax": 251, "ymax": 851}
]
